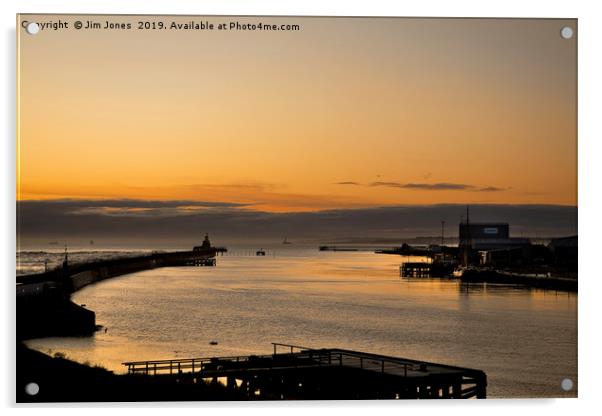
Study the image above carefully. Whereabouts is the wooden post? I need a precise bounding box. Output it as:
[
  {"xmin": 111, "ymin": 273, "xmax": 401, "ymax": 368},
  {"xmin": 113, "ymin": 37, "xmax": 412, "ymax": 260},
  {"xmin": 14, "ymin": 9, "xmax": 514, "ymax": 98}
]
[
  {"xmin": 227, "ymin": 377, "xmax": 237, "ymax": 390},
  {"xmin": 452, "ymin": 382, "xmax": 461, "ymax": 398},
  {"xmin": 472, "ymin": 373, "xmax": 487, "ymax": 399}
]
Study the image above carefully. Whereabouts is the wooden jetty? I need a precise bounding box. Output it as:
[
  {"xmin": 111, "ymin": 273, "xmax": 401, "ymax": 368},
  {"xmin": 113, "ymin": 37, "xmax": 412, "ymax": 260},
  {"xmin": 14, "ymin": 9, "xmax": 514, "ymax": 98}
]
[
  {"xmin": 400, "ymin": 262, "xmax": 454, "ymax": 278},
  {"xmin": 457, "ymin": 267, "xmax": 577, "ymax": 292},
  {"xmin": 122, "ymin": 343, "xmax": 487, "ymax": 400}
]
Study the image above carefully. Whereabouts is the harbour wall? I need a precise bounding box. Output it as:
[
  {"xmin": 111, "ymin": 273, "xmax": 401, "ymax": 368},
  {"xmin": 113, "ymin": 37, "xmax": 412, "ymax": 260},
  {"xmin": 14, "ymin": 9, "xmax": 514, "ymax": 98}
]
[
  {"xmin": 17, "ymin": 249, "xmax": 221, "ymax": 293},
  {"xmin": 17, "ymin": 249, "xmax": 223, "ymax": 340}
]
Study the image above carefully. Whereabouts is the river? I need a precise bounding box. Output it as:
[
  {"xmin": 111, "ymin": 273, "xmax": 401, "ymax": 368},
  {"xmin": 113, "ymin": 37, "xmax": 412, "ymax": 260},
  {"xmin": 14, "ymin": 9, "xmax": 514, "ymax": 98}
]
[{"xmin": 25, "ymin": 248, "xmax": 577, "ymax": 398}]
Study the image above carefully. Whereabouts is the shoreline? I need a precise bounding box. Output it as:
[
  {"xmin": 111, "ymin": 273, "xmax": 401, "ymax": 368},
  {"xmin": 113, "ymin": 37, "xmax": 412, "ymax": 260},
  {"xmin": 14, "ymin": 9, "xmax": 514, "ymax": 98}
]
[
  {"xmin": 16, "ymin": 343, "xmax": 242, "ymax": 402},
  {"xmin": 17, "ymin": 247, "xmax": 223, "ymax": 340}
]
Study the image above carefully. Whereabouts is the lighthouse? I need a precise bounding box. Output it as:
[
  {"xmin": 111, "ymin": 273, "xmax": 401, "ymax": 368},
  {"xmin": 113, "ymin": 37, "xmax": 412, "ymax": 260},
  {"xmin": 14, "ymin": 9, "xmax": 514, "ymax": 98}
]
[{"xmin": 201, "ymin": 233, "xmax": 212, "ymax": 249}]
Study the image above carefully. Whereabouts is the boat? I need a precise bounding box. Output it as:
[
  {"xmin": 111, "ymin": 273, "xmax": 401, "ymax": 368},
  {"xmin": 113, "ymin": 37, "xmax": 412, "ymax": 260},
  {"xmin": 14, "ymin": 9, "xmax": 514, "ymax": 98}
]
[
  {"xmin": 452, "ymin": 267, "xmax": 466, "ymax": 278},
  {"xmin": 256, "ymin": 249, "xmax": 266, "ymax": 256},
  {"xmin": 282, "ymin": 237, "xmax": 292, "ymax": 245},
  {"xmin": 452, "ymin": 266, "xmax": 485, "ymax": 279}
]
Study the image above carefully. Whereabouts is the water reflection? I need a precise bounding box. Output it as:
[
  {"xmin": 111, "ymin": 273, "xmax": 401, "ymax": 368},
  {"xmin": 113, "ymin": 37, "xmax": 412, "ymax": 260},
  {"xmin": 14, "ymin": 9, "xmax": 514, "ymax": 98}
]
[
  {"xmin": 456, "ymin": 281, "xmax": 577, "ymax": 296},
  {"xmin": 25, "ymin": 249, "xmax": 577, "ymax": 398}
]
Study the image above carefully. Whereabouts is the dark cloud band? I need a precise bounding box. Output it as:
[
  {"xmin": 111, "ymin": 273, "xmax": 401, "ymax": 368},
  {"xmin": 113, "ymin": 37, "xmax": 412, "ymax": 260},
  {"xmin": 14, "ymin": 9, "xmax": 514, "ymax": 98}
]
[{"xmin": 17, "ymin": 200, "xmax": 577, "ymax": 244}]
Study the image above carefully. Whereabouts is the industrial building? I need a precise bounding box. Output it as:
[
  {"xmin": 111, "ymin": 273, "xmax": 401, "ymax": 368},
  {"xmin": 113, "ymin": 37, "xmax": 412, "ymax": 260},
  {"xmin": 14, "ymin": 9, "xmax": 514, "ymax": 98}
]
[
  {"xmin": 458, "ymin": 222, "xmax": 577, "ymax": 270},
  {"xmin": 458, "ymin": 221, "xmax": 531, "ymax": 267},
  {"xmin": 459, "ymin": 222, "xmax": 530, "ymax": 251}
]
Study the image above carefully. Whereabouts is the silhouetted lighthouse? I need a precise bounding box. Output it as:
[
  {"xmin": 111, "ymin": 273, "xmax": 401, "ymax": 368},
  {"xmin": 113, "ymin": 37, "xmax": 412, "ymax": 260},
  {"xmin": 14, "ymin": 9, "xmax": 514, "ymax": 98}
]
[{"xmin": 201, "ymin": 233, "xmax": 211, "ymax": 249}]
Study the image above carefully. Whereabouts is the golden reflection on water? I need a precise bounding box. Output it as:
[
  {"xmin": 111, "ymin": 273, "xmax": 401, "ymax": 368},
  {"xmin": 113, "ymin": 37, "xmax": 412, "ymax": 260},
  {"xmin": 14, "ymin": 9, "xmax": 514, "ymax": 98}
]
[{"xmin": 26, "ymin": 249, "xmax": 577, "ymax": 398}]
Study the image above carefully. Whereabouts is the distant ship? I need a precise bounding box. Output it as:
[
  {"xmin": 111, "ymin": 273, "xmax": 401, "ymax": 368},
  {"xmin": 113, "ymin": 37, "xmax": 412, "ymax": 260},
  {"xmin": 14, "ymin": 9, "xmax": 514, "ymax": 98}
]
[
  {"xmin": 282, "ymin": 237, "xmax": 292, "ymax": 245},
  {"xmin": 256, "ymin": 249, "xmax": 266, "ymax": 256}
]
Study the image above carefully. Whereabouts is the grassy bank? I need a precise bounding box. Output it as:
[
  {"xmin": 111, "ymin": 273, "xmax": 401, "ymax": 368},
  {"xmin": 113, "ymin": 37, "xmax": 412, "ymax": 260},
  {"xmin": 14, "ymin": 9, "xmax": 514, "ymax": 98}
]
[{"xmin": 16, "ymin": 343, "xmax": 244, "ymax": 403}]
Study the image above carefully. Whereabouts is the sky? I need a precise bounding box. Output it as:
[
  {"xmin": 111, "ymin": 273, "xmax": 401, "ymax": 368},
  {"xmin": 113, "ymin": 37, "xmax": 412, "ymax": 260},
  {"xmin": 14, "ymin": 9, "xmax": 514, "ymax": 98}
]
[{"xmin": 17, "ymin": 15, "xmax": 577, "ymax": 214}]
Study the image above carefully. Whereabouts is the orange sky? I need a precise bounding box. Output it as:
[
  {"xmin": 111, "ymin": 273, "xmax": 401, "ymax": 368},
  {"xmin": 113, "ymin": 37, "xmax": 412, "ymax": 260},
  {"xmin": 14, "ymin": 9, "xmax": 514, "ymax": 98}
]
[{"xmin": 17, "ymin": 16, "xmax": 577, "ymax": 212}]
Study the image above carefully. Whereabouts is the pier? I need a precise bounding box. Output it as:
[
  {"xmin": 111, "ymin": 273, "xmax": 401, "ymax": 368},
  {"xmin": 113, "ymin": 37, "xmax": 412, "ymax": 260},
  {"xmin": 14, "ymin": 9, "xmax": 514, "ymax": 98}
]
[
  {"xmin": 16, "ymin": 238, "xmax": 227, "ymax": 340},
  {"xmin": 17, "ymin": 247, "xmax": 227, "ymax": 293},
  {"xmin": 457, "ymin": 268, "xmax": 577, "ymax": 291},
  {"xmin": 400, "ymin": 262, "xmax": 454, "ymax": 278},
  {"xmin": 123, "ymin": 343, "xmax": 487, "ymax": 399}
]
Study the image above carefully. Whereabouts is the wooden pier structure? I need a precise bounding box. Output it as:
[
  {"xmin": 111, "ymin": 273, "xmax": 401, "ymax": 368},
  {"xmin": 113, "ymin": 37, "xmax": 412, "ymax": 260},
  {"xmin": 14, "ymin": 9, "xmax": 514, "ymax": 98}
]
[
  {"xmin": 122, "ymin": 343, "xmax": 487, "ymax": 400},
  {"xmin": 400, "ymin": 262, "xmax": 454, "ymax": 278}
]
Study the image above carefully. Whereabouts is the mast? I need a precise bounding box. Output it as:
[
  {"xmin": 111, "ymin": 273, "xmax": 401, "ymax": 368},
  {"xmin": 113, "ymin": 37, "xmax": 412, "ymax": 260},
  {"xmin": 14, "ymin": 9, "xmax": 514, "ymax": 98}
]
[
  {"xmin": 441, "ymin": 220, "xmax": 445, "ymax": 262},
  {"xmin": 463, "ymin": 205, "xmax": 471, "ymax": 266},
  {"xmin": 63, "ymin": 245, "xmax": 69, "ymax": 265}
]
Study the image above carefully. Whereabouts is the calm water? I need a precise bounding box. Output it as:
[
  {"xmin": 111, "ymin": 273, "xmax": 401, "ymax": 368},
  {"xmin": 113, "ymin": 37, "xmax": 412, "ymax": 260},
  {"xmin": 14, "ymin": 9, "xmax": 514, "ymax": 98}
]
[{"xmin": 26, "ymin": 248, "xmax": 577, "ymax": 398}]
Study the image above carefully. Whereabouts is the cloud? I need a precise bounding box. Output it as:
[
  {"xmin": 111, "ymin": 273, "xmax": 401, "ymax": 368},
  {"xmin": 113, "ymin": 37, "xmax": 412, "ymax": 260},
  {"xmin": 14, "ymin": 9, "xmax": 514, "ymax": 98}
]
[
  {"xmin": 401, "ymin": 183, "xmax": 474, "ymax": 190},
  {"xmin": 367, "ymin": 182, "xmax": 508, "ymax": 192},
  {"xmin": 23, "ymin": 199, "xmax": 247, "ymax": 209},
  {"xmin": 370, "ymin": 181, "xmax": 473, "ymax": 190},
  {"xmin": 335, "ymin": 181, "xmax": 361, "ymax": 186},
  {"xmin": 17, "ymin": 200, "xmax": 578, "ymax": 246},
  {"xmin": 70, "ymin": 206, "xmax": 223, "ymax": 217},
  {"xmin": 369, "ymin": 181, "xmax": 405, "ymax": 187},
  {"xmin": 476, "ymin": 186, "xmax": 508, "ymax": 192},
  {"xmin": 19, "ymin": 199, "xmax": 250, "ymax": 219}
]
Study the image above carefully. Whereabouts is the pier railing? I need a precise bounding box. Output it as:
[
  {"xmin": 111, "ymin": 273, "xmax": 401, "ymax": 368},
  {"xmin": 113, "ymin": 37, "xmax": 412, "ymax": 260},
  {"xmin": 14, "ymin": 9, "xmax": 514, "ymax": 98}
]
[
  {"xmin": 17, "ymin": 247, "xmax": 227, "ymax": 290},
  {"xmin": 121, "ymin": 343, "xmax": 487, "ymax": 398},
  {"xmin": 122, "ymin": 344, "xmax": 460, "ymax": 378}
]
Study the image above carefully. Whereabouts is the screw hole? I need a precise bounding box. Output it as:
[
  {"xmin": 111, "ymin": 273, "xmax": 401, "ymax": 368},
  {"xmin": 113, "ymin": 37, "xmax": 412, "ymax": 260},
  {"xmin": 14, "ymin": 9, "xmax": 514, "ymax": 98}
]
[
  {"xmin": 561, "ymin": 378, "xmax": 573, "ymax": 391},
  {"xmin": 25, "ymin": 382, "xmax": 39, "ymax": 395},
  {"xmin": 560, "ymin": 26, "xmax": 573, "ymax": 39},
  {"xmin": 26, "ymin": 22, "xmax": 40, "ymax": 35}
]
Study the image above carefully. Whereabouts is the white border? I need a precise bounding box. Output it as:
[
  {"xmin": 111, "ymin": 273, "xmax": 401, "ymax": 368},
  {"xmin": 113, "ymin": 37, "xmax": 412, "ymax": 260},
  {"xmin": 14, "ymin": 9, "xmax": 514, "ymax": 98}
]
[{"xmin": 2, "ymin": 1, "xmax": 601, "ymax": 415}]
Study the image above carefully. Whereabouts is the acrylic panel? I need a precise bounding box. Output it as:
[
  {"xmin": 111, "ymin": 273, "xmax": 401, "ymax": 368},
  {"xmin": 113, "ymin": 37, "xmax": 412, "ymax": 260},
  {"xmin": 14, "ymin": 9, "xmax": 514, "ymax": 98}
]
[{"xmin": 16, "ymin": 14, "xmax": 577, "ymax": 402}]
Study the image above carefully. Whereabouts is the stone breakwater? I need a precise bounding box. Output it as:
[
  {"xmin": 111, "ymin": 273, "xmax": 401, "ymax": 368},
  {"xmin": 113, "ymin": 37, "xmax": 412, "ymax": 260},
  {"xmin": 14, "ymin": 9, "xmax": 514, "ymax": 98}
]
[{"xmin": 17, "ymin": 248, "xmax": 223, "ymax": 340}]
